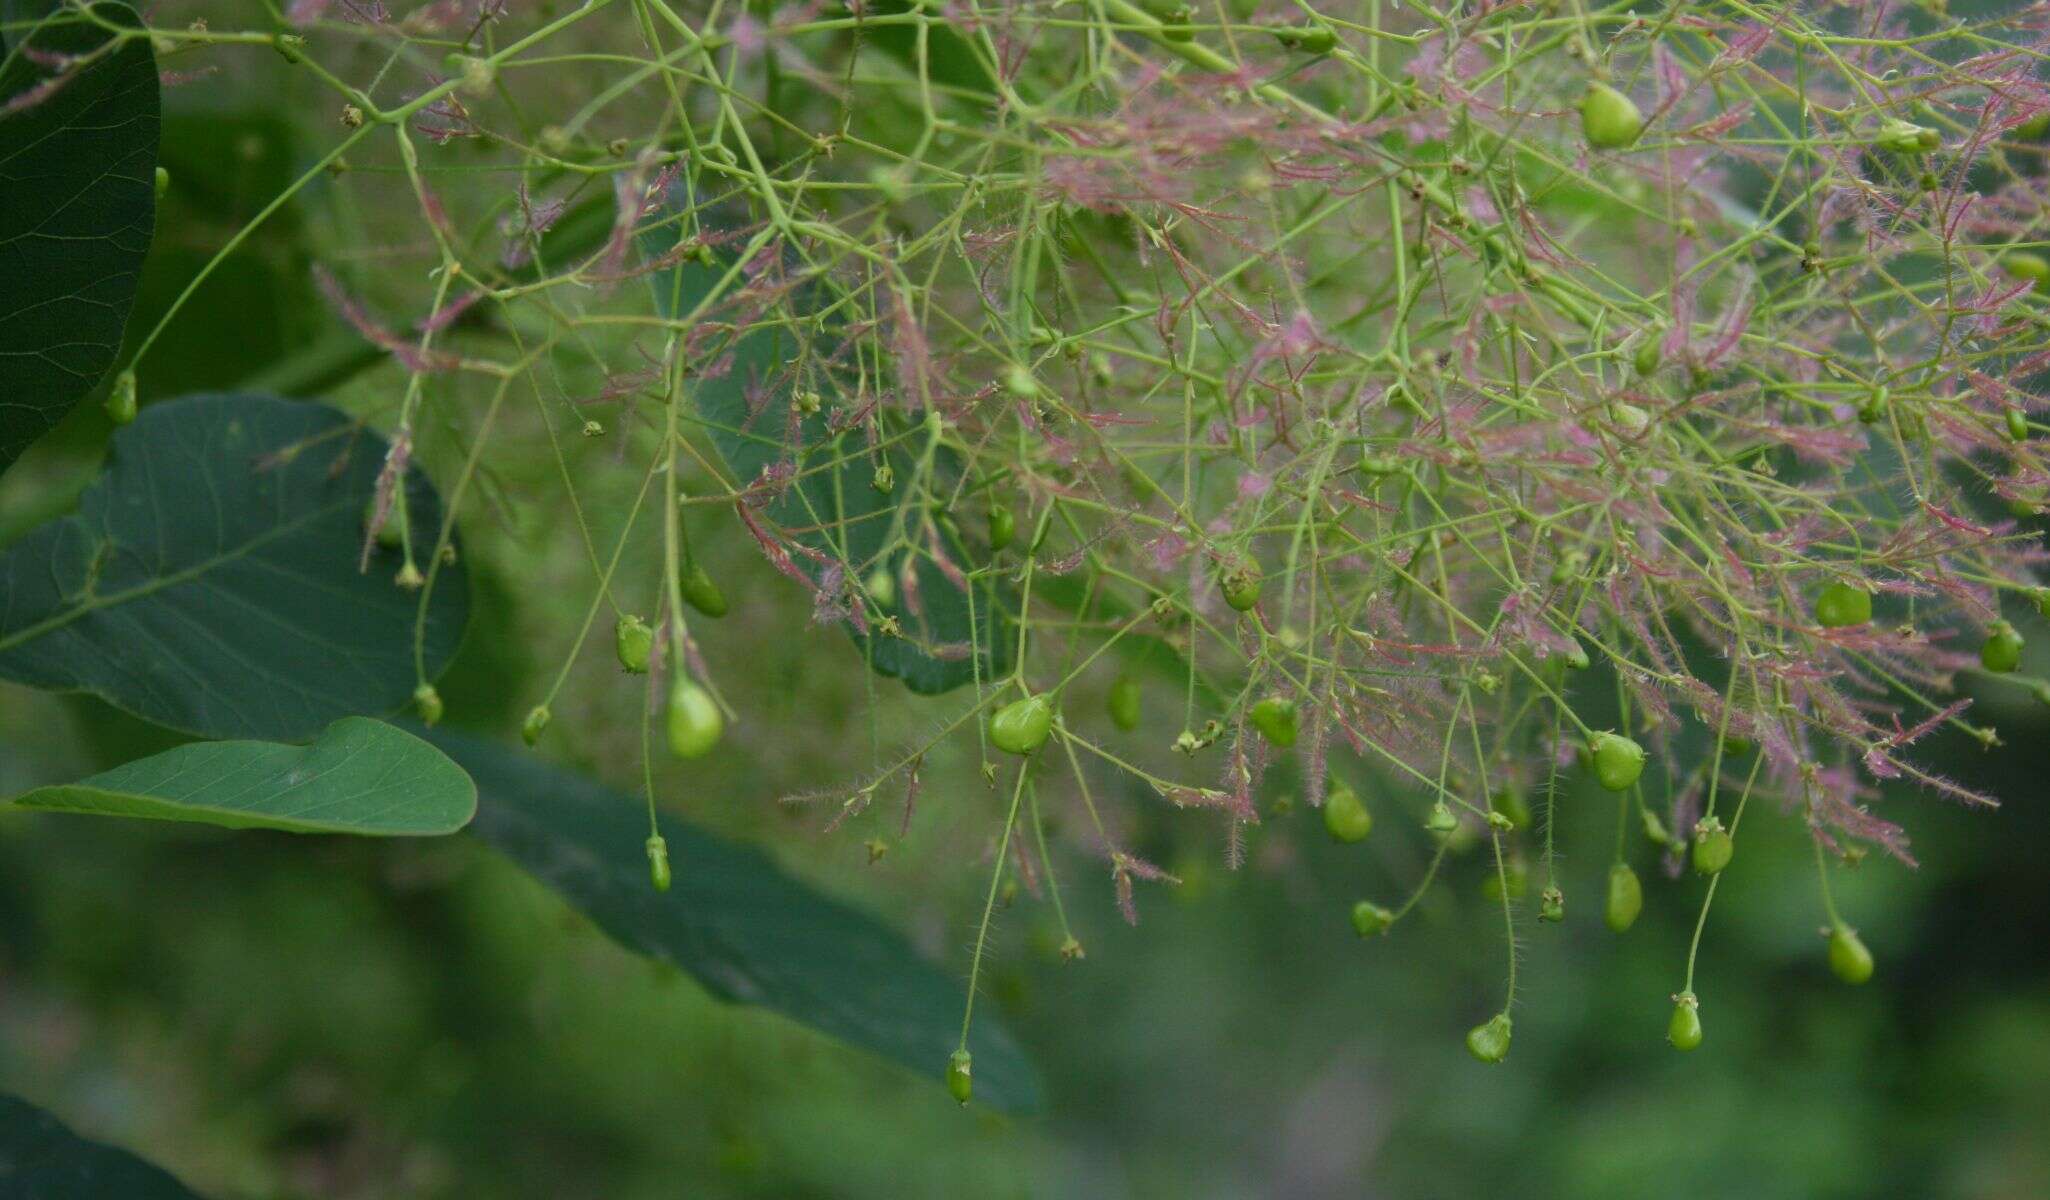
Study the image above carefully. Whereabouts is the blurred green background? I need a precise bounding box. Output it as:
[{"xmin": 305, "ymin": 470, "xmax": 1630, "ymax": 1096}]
[{"xmin": 5, "ymin": 6, "xmax": 2050, "ymax": 1197}]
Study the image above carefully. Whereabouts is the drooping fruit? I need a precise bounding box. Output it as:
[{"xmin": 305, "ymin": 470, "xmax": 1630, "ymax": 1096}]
[
  {"xmin": 666, "ymin": 678, "xmax": 723, "ymax": 759},
  {"xmin": 615, "ymin": 614, "xmax": 655, "ymax": 673},
  {"xmin": 1323, "ymin": 783, "xmax": 1373, "ymax": 843},
  {"xmin": 1828, "ymin": 923, "xmax": 1874, "ymax": 985},
  {"xmin": 681, "ymin": 561, "xmax": 729, "ymax": 617},
  {"xmin": 1581, "ymin": 82, "xmax": 1643, "ymax": 149},
  {"xmin": 1668, "ymin": 993, "xmax": 1704, "ymax": 1051},
  {"xmin": 1465, "ymin": 1013, "xmax": 1512, "ymax": 1063},
  {"xmin": 1350, "ymin": 900, "xmax": 1393, "ymax": 938},
  {"xmin": 990, "ymin": 694, "xmax": 1054, "ymax": 755},
  {"xmin": 1605, "ymin": 862, "xmax": 1643, "ymax": 933},
  {"xmin": 1980, "ymin": 621, "xmax": 2024, "ymax": 673},
  {"xmin": 1220, "ymin": 561, "xmax": 1262, "ymax": 612},
  {"xmin": 1691, "ymin": 816, "xmax": 1734, "ymax": 875},
  {"xmin": 1590, "ymin": 732, "xmax": 1646, "ymax": 792},
  {"xmin": 1813, "ymin": 581, "xmax": 1872, "ymax": 628},
  {"xmin": 1248, "ymin": 695, "xmax": 1299, "ymax": 747},
  {"xmin": 946, "ymin": 1049, "xmax": 973, "ymax": 1105},
  {"xmin": 1107, "ymin": 675, "xmax": 1142, "ymax": 732}
]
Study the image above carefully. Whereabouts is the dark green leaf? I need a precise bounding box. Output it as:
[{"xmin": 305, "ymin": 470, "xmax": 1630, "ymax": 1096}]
[
  {"xmin": 432, "ymin": 727, "xmax": 1043, "ymax": 1114},
  {"xmin": 0, "ymin": 392, "xmax": 469, "ymax": 741},
  {"xmin": 0, "ymin": 2, "xmax": 159, "ymax": 474},
  {"xmin": 0, "ymin": 1093, "xmax": 204, "ymax": 1199},
  {"xmin": 642, "ymin": 192, "xmax": 1013, "ymax": 694},
  {"xmin": 852, "ymin": 1, "xmax": 997, "ymax": 99},
  {"xmin": 8, "ymin": 717, "xmax": 475, "ymax": 835}
]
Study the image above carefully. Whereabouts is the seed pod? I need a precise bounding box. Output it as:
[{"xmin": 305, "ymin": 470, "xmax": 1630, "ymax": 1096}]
[
  {"xmin": 988, "ymin": 505, "xmax": 1016, "ymax": 552},
  {"xmin": 946, "ymin": 1049, "xmax": 973, "ymax": 1105},
  {"xmin": 646, "ymin": 834, "xmax": 672, "ymax": 892},
  {"xmin": 1590, "ymin": 732, "xmax": 1646, "ymax": 792},
  {"xmin": 666, "ymin": 678, "xmax": 723, "ymax": 760},
  {"xmin": 1248, "ymin": 695, "xmax": 1299, "ymax": 748},
  {"xmin": 1424, "ymin": 800, "xmax": 1458, "ymax": 833},
  {"xmin": 1876, "ymin": 118, "xmax": 1940, "ymax": 156},
  {"xmin": 1668, "ymin": 993, "xmax": 1703, "ymax": 1051},
  {"xmin": 1350, "ymin": 900, "xmax": 1393, "ymax": 938},
  {"xmin": 1691, "ymin": 816, "xmax": 1734, "ymax": 875},
  {"xmin": 1491, "ymin": 788, "xmax": 1531, "ymax": 830},
  {"xmin": 1107, "ymin": 675, "xmax": 1142, "ymax": 732},
  {"xmin": 1323, "ymin": 783, "xmax": 1373, "ymax": 843},
  {"xmin": 1633, "ymin": 335, "xmax": 1662, "ymax": 377},
  {"xmin": 1828, "ymin": 923, "xmax": 1874, "ymax": 985},
  {"xmin": 2004, "ymin": 251, "xmax": 2049, "ymax": 292},
  {"xmin": 1580, "ymin": 82, "xmax": 1643, "ymax": 150},
  {"xmin": 990, "ymin": 694, "xmax": 1054, "ymax": 755},
  {"xmin": 1274, "ymin": 23, "xmax": 1335, "ymax": 54},
  {"xmin": 1219, "ymin": 562, "xmax": 1262, "ymax": 612},
  {"xmin": 682, "ymin": 561, "xmax": 729, "ymax": 617},
  {"xmin": 864, "ymin": 566, "xmax": 895, "ymax": 609},
  {"xmin": 1813, "ymin": 581, "xmax": 1872, "ymax": 628},
  {"xmin": 522, "ymin": 705, "xmax": 551, "ymax": 747},
  {"xmin": 1538, "ymin": 886, "xmax": 1565, "ymax": 923},
  {"xmin": 1981, "ymin": 621, "xmax": 2024, "ymax": 673},
  {"xmin": 105, "ymin": 370, "xmax": 138, "ymax": 426},
  {"xmin": 1605, "ymin": 862, "xmax": 1643, "ymax": 933},
  {"xmin": 615, "ymin": 614, "xmax": 655, "ymax": 674},
  {"xmin": 414, "ymin": 683, "xmax": 444, "ymax": 727},
  {"xmin": 1465, "ymin": 1013, "xmax": 1512, "ymax": 1063},
  {"xmin": 2006, "ymin": 408, "xmax": 2031, "ymax": 444}
]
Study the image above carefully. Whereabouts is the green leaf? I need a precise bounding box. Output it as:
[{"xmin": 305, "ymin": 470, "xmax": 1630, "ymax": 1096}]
[
  {"xmin": 430, "ymin": 727, "xmax": 1043, "ymax": 1114},
  {"xmin": 0, "ymin": 2, "xmax": 160, "ymax": 474},
  {"xmin": 0, "ymin": 392, "xmax": 469, "ymax": 741},
  {"xmin": 642, "ymin": 192, "xmax": 1014, "ymax": 694},
  {"xmin": 8, "ymin": 717, "xmax": 476, "ymax": 835},
  {"xmin": 851, "ymin": 1, "xmax": 997, "ymax": 99},
  {"xmin": 0, "ymin": 1093, "xmax": 204, "ymax": 1199}
]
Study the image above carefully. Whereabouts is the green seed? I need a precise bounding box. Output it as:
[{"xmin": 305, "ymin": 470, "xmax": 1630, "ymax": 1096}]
[
  {"xmin": 1876, "ymin": 117, "xmax": 1940, "ymax": 156},
  {"xmin": 946, "ymin": 1049, "xmax": 973, "ymax": 1105},
  {"xmin": 1691, "ymin": 816, "xmax": 1734, "ymax": 875},
  {"xmin": 682, "ymin": 561, "xmax": 729, "ymax": 617},
  {"xmin": 988, "ymin": 505, "xmax": 1016, "ymax": 552},
  {"xmin": 1424, "ymin": 800, "xmax": 1459, "ymax": 833},
  {"xmin": 414, "ymin": 683, "xmax": 444, "ymax": 727},
  {"xmin": 104, "ymin": 370, "xmax": 138, "ymax": 426},
  {"xmin": 1828, "ymin": 924, "xmax": 1874, "ymax": 985},
  {"xmin": 1668, "ymin": 993, "xmax": 1703, "ymax": 1052},
  {"xmin": 1580, "ymin": 83, "xmax": 1644, "ymax": 150},
  {"xmin": 1538, "ymin": 886, "xmax": 1565, "ymax": 923},
  {"xmin": 2005, "ymin": 408, "xmax": 2030, "ymax": 444},
  {"xmin": 1981, "ymin": 621, "xmax": 2024, "ymax": 673},
  {"xmin": 1590, "ymin": 732, "xmax": 1646, "ymax": 792},
  {"xmin": 1633, "ymin": 335, "xmax": 1663, "ymax": 377},
  {"xmin": 1465, "ymin": 1013, "xmax": 1512, "ymax": 1063},
  {"xmin": 1248, "ymin": 695, "xmax": 1299, "ymax": 748},
  {"xmin": 666, "ymin": 678, "xmax": 723, "ymax": 760},
  {"xmin": 646, "ymin": 834, "xmax": 672, "ymax": 892},
  {"xmin": 1814, "ymin": 581, "xmax": 1873, "ymax": 628},
  {"xmin": 2004, "ymin": 251, "xmax": 2049, "ymax": 292},
  {"xmin": 1323, "ymin": 783, "xmax": 1373, "ymax": 843},
  {"xmin": 1220, "ymin": 562, "xmax": 1262, "ymax": 612},
  {"xmin": 990, "ymin": 694, "xmax": 1054, "ymax": 755},
  {"xmin": 615, "ymin": 614, "xmax": 655, "ymax": 674},
  {"xmin": 865, "ymin": 566, "xmax": 895, "ymax": 609},
  {"xmin": 1605, "ymin": 862, "xmax": 1643, "ymax": 933},
  {"xmin": 1107, "ymin": 675, "xmax": 1142, "ymax": 732},
  {"xmin": 522, "ymin": 705, "xmax": 551, "ymax": 747},
  {"xmin": 1350, "ymin": 900, "xmax": 1393, "ymax": 938}
]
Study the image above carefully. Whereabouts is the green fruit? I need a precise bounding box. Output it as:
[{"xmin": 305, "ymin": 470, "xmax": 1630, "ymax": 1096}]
[
  {"xmin": 522, "ymin": 705, "xmax": 551, "ymax": 747},
  {"xmin": 989, "ymin": 505, "xmax": 1016, "ymax": 552},
  {"xmin": 864, "ymin": 566, "xmax": 895, "ymax": 608},
  {"xmin": 1668, "ymin": 993, "xmax": 1703, "ymax": 1051},
  {"xmin": 1590, "ymin": 732, "xmax": 1646, "ymax": 792},
  {"xmin": 1691, "ymin": 816, "xmax": 1733, "ymax": 875},
  {"xmin": 946, "ymin": 1049, "xmax": 973, "ymax": 1105},
  {"xmin": 1876, "ymin": 118, "xmax": 1940, "ymax": 156},
  {"xmin": 1107, "ymin": 675, "xmax": 1142, "ymax": 732},
  {"xmin": 1465, "ymin": 1013, "xmax": 1512, "ymax": 1063},
  {"xmin": 2004, "ymin": 251, "xmax": 2049, "ymax": 292},
  {"xmin": 1605, "ymin": 862, "xmax": 1643, "ymax": 933},
  {"xmin": 1274, "ymin": 23, "xmax": 1335, "ymax": 53},
  {"xmin": 1425, "ymin": 800, "xmax": 1458, "ymax": 833},
  {"xmin": 666, "ymin": 678, "xmax": 723, "ymax": 759},
  {"xmin": 1633, "ymin": 336, "xmax": 1662, "ymax": 377},
  {"xmin": 414, "ymin": 683, "xmax": 444, "ymax": 727},
  {"xmin": 1813, "ymin": 581, "xmax": 1872, "ymax": 628},
  {"xmin": 1580, "ymin": 82, "xmax": 1643, "ymax": 149},
  {"xmin": 1828, "ymin": 924, "xmax": 1874, "ymax": 985},
  {"xmin": 616, "ymin": 614, "xmax": 655, "ymax": 673},
  {"xmin": 1491, "ymin": 788, "xmax": 1531, "ymax": 830},
  {"xmin": 646, "ymin": 834, "xmax": 672, "ymax": 892},
  {"xmin": 105, "ymin": 370, "xmax": 138, "ymax": 425},
  {"xmin": 1350, "ymin": 900, "xmax": 1393, "ymax": 938},
  {"xmin": 1538, "ymin": 886, "xmax": 1565, "ymax": 923},
  {"xmin": 682, "ymin": 561, "xmax": 729, "ymax": 617},
  {"xmin": 1248, "ymin": 695, "xmax": 1299, "ymax": 748},
  {"xmin": 1220, "ymin": 562, "xmax": 1262, "ymax": 612},
  {"xmin": 1981, "ymin": 621, "xmax": 2024, "ymax": 673},
  {"xmin": 990, "ymin": 694, "xmax": 1054, "ymax": 755},
  {"xmin": 1323, "ymin": 783, "xmax": 1373, "ymax": 843}
]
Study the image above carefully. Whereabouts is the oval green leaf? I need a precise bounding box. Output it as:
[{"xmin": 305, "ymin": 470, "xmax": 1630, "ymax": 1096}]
[
  {"xmin": 0, "ymin": 392, "xmax": 469, "ymax": 740},
  {"xmin": 7, "ymin": 717, "xmax": 476, "ymax": 835},
  {"xmin": 0, "ymin": 2, "xmax": 160, "ymax": 473},
  {"xmin": 0, "ymin": 1093, "xmax": 204, "ymax": 1199},
  {"xmin": 429, "ymin": 726, "xmax": 1043, "ymax": 1113}
]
